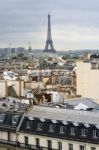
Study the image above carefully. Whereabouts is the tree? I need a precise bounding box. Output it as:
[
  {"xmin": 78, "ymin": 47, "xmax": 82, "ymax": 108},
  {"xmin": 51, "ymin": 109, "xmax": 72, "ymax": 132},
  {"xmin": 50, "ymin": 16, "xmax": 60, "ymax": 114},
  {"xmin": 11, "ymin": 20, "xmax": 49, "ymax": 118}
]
[
  {"xmin": 17, "ymin": 53, "xmax": 24, "ymax": 58},
  {"xmin": 62, "ymin": 55, "xmax": 70, "ymax": 60}
]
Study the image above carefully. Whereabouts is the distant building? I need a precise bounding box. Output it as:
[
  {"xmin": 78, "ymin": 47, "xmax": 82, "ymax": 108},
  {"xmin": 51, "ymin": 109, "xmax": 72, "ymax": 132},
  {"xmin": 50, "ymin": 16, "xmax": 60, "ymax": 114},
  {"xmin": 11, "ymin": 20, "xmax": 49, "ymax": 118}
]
[
  {"xmin": 0, "ymin": 80, "xmax": 24, "ymax": 98},
  {"xmin": 3, "ymin": 47, "xmax": 25, "ymax": 56},
  {"xmin": 76, "ymin": 61, "xmax": 99, "ymax": 100},
  {"xmin": 83, "ymin": 52, "xmax": 91, "ymax": 61}
]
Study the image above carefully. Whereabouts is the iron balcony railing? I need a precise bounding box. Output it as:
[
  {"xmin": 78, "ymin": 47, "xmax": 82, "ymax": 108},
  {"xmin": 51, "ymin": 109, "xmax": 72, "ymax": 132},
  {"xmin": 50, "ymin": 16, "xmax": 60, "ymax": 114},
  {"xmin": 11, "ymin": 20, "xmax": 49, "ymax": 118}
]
[
  {"xmin": 0, "ymin": 139, "xmax": 58, "ymax": 150},
  {"xmin": 18, "ymin": 142, "xmax": 58, "ymax": 150}
]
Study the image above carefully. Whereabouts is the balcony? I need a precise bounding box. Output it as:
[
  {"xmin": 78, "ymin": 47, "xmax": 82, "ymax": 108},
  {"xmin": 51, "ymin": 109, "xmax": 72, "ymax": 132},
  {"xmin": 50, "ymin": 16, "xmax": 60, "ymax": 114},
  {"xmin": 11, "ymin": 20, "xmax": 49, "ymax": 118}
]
[
  {"xmin": 18, "ymin": 143, "xmax": 58, "ymax": 150},
  {"xmin": 0, "ymin": 139, "xmax": 58, "ymax": 150}
]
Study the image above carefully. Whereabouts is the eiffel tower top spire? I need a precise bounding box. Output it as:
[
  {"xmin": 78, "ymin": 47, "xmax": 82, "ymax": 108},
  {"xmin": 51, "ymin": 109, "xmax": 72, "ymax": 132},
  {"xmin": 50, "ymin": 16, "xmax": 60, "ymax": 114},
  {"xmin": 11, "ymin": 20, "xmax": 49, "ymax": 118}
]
[
  {"xmin": 47, "ymin": 14, "xmax": 52, "ymax": 41},
  {"xmin": 43, "ymin": 14, "xmax": 56, "ymax": 53}
]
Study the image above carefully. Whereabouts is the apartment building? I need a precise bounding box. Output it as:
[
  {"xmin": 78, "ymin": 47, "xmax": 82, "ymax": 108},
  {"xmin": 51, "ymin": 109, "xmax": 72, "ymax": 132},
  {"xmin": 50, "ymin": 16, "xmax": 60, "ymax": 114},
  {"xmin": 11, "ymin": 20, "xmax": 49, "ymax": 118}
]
[
  {"xmin": 76, "ymin": 61, "xmax": 99, "ymax": 100},
  {"xmin": 17, "ymin": 105, "xmax": 99, "ymax": 150},
  {"xmin": 0, "ymin": 98, "xmax": 98, "ymax": 150}
]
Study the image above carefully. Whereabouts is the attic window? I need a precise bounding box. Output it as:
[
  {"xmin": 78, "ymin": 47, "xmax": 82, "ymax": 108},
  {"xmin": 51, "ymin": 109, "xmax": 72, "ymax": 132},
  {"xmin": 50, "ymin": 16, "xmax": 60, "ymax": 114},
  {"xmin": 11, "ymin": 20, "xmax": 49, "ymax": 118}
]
[
  {"xmin": 0, "ymin": 114, "xmax": 5, "ymax": 122},
  {"xmin": 12, "ymin": 115, "xmax": 19, "ymax": 124},
  {"xmin": 49, "ymin": 124, "xmax": 54, "ymax": 132},
  {"xmin": 70, "ymin": 127, "xmax": 75, "ymax": 136},
  {"xmin": 81, "ymin": 128, "xmax": 87, "ymax": 137},
  {"xmin": 37, "ymin": 122, "xmax": 42, "ymax": 131},
  {"xmin": 26, "ymin": 121, "xmax": 31, "ymax": 129},
  {"xmin": 59, "ymin": 125, "xmax": 64, "ymax": 134}
]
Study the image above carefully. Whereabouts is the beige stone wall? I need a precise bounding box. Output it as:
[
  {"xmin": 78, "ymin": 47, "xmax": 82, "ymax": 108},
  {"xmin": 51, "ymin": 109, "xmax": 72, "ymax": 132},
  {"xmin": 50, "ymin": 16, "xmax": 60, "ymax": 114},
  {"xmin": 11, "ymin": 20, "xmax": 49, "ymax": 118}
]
[
  {"xmin": 18, "ymin": 133, "xmax": 99, "ymax": 150},
  {"xmin": 0, "ymin": 81, "xmax": 7, "ymax": 97},
  {"xmin": 0, "ymin": 131, "xmax": 8, "ymax": 140},
  {"xmin": 0, "ymin": 132, "xmax": 98, "ymax": 150},
  {"xmin": 0, "ymin": 80, "xmax": 24, "ymax": 98},
  {"xmin": 76, "ymin": 61, "xmax": 99, "ymax": 100},
  {"xmin": 0, "ymin": 131, "xmax": 16, "ymax": 142},
  {"xmin": 7, "ymin": 80, "xmax": 24, "ymax": 97},
  {"xmin": 25, "ymin": 81, "xmax": 45, "ymax": 90}
]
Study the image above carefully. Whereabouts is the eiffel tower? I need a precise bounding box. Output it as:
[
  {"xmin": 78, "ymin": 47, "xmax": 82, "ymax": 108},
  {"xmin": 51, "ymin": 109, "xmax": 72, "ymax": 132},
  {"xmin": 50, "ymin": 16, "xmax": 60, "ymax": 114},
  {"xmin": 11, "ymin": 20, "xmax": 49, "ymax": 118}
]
[{"xmin": 44, "ymin": 14, "xmax": 56, "ymax": 53}]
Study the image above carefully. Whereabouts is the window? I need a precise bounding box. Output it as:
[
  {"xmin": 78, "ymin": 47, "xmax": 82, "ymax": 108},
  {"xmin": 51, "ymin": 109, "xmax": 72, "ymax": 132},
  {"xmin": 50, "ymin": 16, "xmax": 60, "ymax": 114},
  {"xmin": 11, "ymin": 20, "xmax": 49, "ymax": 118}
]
[
  {"xmin": 12, "ymin": 115, "xmax": 19, "ymax": 124},
  {"xmin": 26, "ymin": 121, "xmax": 31, "ymax": 129},
  {"xmin": 48, "ymin": 140, "xmax": 52, "ymax": 149},
  {"xmin": 59, "ymin": 126, "xmax": 64, "ymax": 134},
  {"xmin": 49, "ymin": 124, "xmax": 54, "ymax": 132},
  {"xmin": 0, "ymin": 114, "xmax": 5, "ymax": 123},
  {"xmin": 81, "ymin": 128, "xmax": 87, "ymax": 137},
  {"xmin": 70, "ymin": 127, "xmax": 75, "ymax": 136},
  {"xmin": 37, "ymin": 122, "xmax": 42, "ymax": 131},
  {"xmin": 79, "ymin": 145, "xmax": 85, "ymax": 150},
  {"xmin": 93, "ymin": 130, "xmax": 98, "ymax": 138},
  {"xmin": 36, "ymin": 138, "xmax": 40, "ymax": 148},
  {"xmin": 24, "ymin": 136, "xmax": 28, "ymax": 145},
  {"xmin": 58, "ymin": 142, "xmax": 62, "ymax": 150},
  {"xmin": 8, "ymin": 131, "xmax": 11, "ymax": 141},
  {"xmin": 68, "ymin": 144, "xmax": 73, "ymax": 150},
  {"xmin": 91, "ymin": 147, "xmax": 96, "ymax": 150}
]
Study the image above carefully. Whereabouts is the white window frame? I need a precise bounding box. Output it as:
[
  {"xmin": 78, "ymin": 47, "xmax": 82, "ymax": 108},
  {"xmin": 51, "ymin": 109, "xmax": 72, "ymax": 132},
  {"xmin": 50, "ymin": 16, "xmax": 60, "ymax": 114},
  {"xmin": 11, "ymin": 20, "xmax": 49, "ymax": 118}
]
[
  {"xmin": 26, "ymin": 121, "xmax": 31, "ymax": 129},
  {"xmin": 12, "ymin": 115, "xmax": 18, "ymax": 124},
  {"xmin": 60, "ymin": 126, "xmax": 64, "ymax": 134},
  {"xmin": 81, "ymin": 128, "xmax": 87, "ymax": 137},
  {"xmin": 70, "ymin": 127, "xmax": 75, "ymax": 135},
  {"xmin": 49, "ymin": 124, "xmax": 54, "ymax": 132},
  {"xmin": 93, "ymin": 130, "xmax": 98, "ymax": 138},
  {"xmin": 0, "ymin": 114, "xmax": 5, "ymax": 122},
  {"xmin": 37, "ymin": 122, "xmax": 42, "ymax": 131}
]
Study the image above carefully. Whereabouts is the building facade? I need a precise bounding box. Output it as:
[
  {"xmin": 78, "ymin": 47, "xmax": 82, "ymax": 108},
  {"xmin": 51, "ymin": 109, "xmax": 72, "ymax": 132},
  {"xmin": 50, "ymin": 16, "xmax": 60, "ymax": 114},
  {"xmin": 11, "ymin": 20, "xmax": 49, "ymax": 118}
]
[
  {"xmin": 0, "ymin": 103, "xmax": 98, "ymax": 150},
  {"xmin": 76, "ymin": 61, "xmax": 99, "ymax": 100},
  {"xmin": 17, "ymin": 106, "xmax": 99, "ymax": 150}
]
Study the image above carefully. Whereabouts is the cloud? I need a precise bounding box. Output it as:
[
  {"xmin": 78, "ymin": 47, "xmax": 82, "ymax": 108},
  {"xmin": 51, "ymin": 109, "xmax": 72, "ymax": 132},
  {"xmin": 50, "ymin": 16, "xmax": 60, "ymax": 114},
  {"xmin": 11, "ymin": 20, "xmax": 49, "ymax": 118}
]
[{"xmin": 0, "ymin": 0, "xmax": 99, "ymax": 50}]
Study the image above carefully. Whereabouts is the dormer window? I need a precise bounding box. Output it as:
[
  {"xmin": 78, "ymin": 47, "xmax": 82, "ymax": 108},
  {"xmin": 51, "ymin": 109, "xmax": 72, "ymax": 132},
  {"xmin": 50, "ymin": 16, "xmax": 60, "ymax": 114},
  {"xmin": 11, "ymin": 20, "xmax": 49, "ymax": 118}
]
[
  {"xmin": 59, "ymin": 126, "xmax": 64, "ymax": 134},
  {"xmin": 37, "ymin": 122, "xmax": 42, "ymax": 131},
  {"xmin": 70, "ymin": 127, "xmax": 75, "ymax": 136},
  {"xmin": 0, "ymin": 114, "xmax": 5, "ymax": 123},
  {"xmin": 49, "ymin": 124, "xmax": 54, "ymax": 132},
  {"xmin": 26, "ymin": 121, "xmax": 31, "ymax": 129},
  {"xmin": 93, "ymin": 130, "xmax": 98, "ymax": 138},
  {"xmin": 12, "ymin": 115, "xmax": 18, "ymax": 124},
  {"xmin": 81, "ymin": 128, "xmax": 87, "ymax": 137}
]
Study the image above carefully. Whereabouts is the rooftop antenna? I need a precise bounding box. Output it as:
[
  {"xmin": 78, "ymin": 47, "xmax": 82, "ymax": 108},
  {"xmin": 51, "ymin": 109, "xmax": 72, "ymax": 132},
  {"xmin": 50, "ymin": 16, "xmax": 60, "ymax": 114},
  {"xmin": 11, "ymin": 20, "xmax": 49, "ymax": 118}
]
[
  {"xmin": 28, "ymin": 42, "xmax": 32, "ymax": 52},
  {"xmin": 8, "ymin": 43, "xmax": 12, "ymax": 54}
]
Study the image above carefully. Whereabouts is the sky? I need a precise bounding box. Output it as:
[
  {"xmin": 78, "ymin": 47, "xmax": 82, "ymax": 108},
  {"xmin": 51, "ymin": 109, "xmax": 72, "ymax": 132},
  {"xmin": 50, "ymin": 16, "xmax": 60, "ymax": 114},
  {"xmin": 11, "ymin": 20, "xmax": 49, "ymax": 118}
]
[{"xmin": 0, "ymin": 0, "xmax": 99, "ymax": 50}]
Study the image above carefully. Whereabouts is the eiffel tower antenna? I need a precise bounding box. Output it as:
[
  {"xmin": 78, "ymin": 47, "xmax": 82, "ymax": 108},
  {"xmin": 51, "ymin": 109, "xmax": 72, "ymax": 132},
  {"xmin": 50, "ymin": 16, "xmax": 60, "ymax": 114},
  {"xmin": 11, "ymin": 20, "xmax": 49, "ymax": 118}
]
[{"xmin": 43, "ymin": 14, "xmax": 56, "ymax": 53}]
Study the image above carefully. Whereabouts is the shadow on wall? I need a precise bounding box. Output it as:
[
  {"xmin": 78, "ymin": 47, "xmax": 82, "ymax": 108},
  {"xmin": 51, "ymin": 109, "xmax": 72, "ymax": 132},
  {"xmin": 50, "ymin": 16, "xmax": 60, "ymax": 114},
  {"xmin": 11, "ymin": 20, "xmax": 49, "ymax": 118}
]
[{"xmin": 8, "ymin": 86, "xmax": 18, "ymax": 98}]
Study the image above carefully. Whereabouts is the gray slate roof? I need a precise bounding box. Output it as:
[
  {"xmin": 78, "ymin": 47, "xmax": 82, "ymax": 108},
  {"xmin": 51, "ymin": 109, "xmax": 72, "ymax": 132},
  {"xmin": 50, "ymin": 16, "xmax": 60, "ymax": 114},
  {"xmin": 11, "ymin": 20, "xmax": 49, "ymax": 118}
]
[
  {"xmin": 25, "ymin": 106, "xmax": 99, "ymax": 126},
  {"xmin": 65, "ymin": 98, "xmax": 98, "ymax": 109}
]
